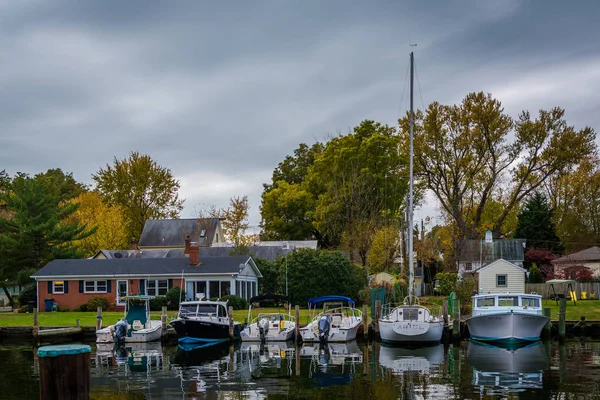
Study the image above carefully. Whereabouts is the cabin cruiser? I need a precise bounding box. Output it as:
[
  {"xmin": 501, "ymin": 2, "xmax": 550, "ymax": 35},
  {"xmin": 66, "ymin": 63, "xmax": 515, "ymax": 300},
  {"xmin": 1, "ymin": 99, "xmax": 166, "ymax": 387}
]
[
  {"xmin": 379, "ymin": 296, "xmax": 445, "ymax": 344},
  {"xmin": 170, "ymin": 299, "xmax": 242, "ymax": 344},
  {"xmin": 466, "ymin": 293, "xmax": 549, "ymax": 343}
]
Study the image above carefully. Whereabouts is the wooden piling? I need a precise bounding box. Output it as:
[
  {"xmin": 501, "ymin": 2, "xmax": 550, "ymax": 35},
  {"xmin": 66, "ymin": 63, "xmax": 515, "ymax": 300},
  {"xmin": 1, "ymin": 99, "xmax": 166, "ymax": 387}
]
[
  {"xmin": 161, "ymin": 306, "xmax": 167, "ymax": 330},
  {"xmin": 38, "ymin": 344, "xmax": 91, "ymax": 400},
  {"xmin": 295, "ymin": 342, "xmax": 301, "ymax": 376},
  {"xmin": 558, "ymin": 344, "xmax": 566, "ymax": 383},
  {"xmin": 452, "ymin": 293, "xmax": 461, "ymax": 342},
  {"xmin": 374, "ymin": 300, "xmax": 381, "ymax": 339},
  {"xmin": 33, "ymin": 308, "xmax": 39, "ymax": 336},
  {"xmin": 295, "ymin": 305, "xmax": 300, "ymax": 343},
  {"xmin": 228, "ymin": 306, "xmax": 234, "ymax": 341},
  {"xmin": 362, "ymin": 304, "xmax": 368, "ymax": 340},
  {"xmin": 442, "ymin": 301, "xmax": 449, "ymax": 344},
  {"xmin": 96, "ymin": 307, "xmax": 102, "ymax": 331},
  {"xmin": 76, "ymin": 319, "xmax": 80, "ymax": 328},
  {"xmin": 543, "ymin": 308, "xmax": 551, "ymax": 340},
  {"xmin": 558, "ymin": 298, "xmax": 566, "ymax": 343},
  {"xmin": 580, "ymin": 316, "xmax": 586, "ymax": 337}
]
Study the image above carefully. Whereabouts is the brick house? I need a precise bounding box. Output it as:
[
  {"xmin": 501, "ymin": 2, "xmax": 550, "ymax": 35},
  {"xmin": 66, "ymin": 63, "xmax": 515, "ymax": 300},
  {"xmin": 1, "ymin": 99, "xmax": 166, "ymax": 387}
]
[{"xmin": 31, "ymin": 245, "xmax": 262, "ymax": 311}]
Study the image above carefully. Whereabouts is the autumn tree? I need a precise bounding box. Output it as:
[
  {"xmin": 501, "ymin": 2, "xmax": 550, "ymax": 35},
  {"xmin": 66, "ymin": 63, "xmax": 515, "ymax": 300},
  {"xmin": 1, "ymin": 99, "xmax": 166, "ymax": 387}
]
[
  {"xmin": 66, "ymin": 191, "xmax": 129, "ymax": 256},
  {"xmin": 92, "ymin": 151, "xmax": 184, "ymax": 241},
  {"xmin": 366, "ymin": 225, "xmax": 399, "ymax": 274},
  {"xmin": 514, "ymin": 191, "xmax": 563, "ymax": 255},
  {"xmin": 221, "ymin": 195, "xmax": 251, "ymax": 246},
  {"xmin": 546, "ymin": 156, "xmax": 600, "ymax": 253},
  {"xmin": 0, "ymin": 174, "xmax": 95, "ymax": 305},
  {"xmin": 400, "ymin": 92, "xmax": 596, "ymax": 254}
]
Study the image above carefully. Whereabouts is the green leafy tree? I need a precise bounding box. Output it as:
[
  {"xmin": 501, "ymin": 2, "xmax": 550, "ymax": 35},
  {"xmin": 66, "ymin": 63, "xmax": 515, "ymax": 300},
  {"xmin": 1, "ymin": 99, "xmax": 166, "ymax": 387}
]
[
  {"xmin": 514, "ymin": 191, "xmax": 563, "ymax": 255},
  {"xmin": 528, "ymin": 263, "xmax": 544, "ymax": 283},
  {"xmin": 33, "ymin": 168, "xmax": 88, "ymax": 202},
  {"xmin": 286, "ymin": 248, "xmax": 367, "ymax": 306},
  {"xmin": 366, "ymin": 225, "xmax": 399, "ymax": 273},
  {"xmin": 92, "ymin": 151, "xmax": 184, "ymax": 241},
  {"xmin": 0, "ymin": 174, "xmax": 95, "ymax": 306},
  {"xmin": 400, "ymin": 92, "xmax": 596, "ymax": 247},
  {"xmin": 255, "ymin": 257, "xmax": 283, "ymax": 296}
]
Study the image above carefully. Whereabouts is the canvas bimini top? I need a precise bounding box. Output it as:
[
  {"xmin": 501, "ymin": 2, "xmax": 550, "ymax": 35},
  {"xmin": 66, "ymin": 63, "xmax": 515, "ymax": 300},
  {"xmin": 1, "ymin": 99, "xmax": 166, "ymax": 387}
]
[{"xmin": 307, "ymin": 295, "xmax": 355, "ymax": 308}]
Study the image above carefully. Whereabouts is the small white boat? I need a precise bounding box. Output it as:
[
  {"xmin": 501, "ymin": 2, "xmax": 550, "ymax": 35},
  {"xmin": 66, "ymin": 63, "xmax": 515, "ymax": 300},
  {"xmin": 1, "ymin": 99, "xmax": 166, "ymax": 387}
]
[
  {"xmin": 466, "ymin": 293, "xmax": 549, "ymax": 343},
  {"xmin": 240, "ymin": 295, "xmax": 296, "ymax": 342},
  {"xmin": 379, "ymin": 296, "xmax": 445, "ymax": 344},
  {"xmin": 96, "ymin": 295, "xmax": 162, "ymax": 343},
  {"xmin": 299, "ymin": 296, "xmax": 362, "ymax": 343}
]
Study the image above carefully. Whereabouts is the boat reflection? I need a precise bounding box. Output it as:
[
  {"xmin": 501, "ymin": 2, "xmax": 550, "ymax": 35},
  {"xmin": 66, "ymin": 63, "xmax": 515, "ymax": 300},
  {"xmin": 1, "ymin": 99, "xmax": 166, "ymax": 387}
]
[
  {"xmin": 378, "ymin": 343, "xmax": 444, "ymax": 373},
  {"xmin": 94, "ymin": 341, "xmax": 164, "ymax": 372},
  {"xmin": 299, "ymin": 341, "xmax": 362, "ymax": 386},
  {"xmin": 240, "ymin": 341, "xmax": 296, "ymax": 368},
  {"xmin": 467, "ymin": 340, "xmax": 550, "ymax": 391}
]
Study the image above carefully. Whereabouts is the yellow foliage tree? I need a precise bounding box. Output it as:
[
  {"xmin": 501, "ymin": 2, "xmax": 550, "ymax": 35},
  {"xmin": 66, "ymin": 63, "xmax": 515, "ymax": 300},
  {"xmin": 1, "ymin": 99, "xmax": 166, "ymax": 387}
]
[{"xmin": 67, "ymin": 191, "xmax": 129, "ymax": 257}]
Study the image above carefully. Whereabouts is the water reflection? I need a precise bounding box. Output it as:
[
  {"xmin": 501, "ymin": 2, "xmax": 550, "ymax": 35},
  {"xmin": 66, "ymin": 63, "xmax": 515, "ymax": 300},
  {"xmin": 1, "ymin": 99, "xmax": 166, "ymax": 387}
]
[
  {"xmin": 379, "ymin": 343, "xmax": 444, "ymax": 373},
  {"xmin": 467, "ymin": 340, "xmax": 550, "ymax": 393}
]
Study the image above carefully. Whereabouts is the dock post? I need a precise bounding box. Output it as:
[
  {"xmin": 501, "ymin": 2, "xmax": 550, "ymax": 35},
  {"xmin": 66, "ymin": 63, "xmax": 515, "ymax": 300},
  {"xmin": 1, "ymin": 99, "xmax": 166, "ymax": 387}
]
[
  {"xmin": 559, "ymin": 344, "xmax": 566, "ymax": 383},
  {"xmin": 161, "ymin": 306, "xmax": 167, "ymax": 330},
  {"xmin": 228, "ymin": 306, "xmax": 234, "ymax": 341},
  {"xmin": 38, "ymin": 344, "xmax": 91, "ymax": 400},
  {"xmin": 96, "ymin": 307, "xmax": 102, "ymax": 331},
  {"xmin": 580, "ymin": 316, "xmax": 586, "ymax": 337},
  {"xmin": 374, "ymin": 300, "xmax": 381, "ymax": 340},
  {"xmin": 76, "ymin": 319, "xmax": 80, "ymax": 328},
  {"xmin": 295, "ymin": 305, "xmax": 300, "ymax": 343},
  {"xmin": 452, "ymin": 294, "xmax": 460, "ymax": 343},
  {"xmin": 362, "ymin": 304, "xmax": 368, "ymax": 340},
  {"xmin": 543, "ymin": 308, "xmax": 551, "ymax": 340},
  {"xmin": 33, "ymin": 308, "xmax": 39, "ymax": 336},
  {"xmin": 442, "ymin": 300, "xmax": 449, "ymax": 344},
  {"xmin": 558, "ymin": 297, "xmax": 566, "ymax": 343}
]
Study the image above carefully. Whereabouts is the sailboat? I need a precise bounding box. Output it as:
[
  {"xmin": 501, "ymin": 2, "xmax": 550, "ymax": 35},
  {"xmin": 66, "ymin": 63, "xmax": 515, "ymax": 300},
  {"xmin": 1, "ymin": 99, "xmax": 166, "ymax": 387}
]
[{"xmin": 378, "ymin": 50, "xmax": 445, "ymax": 344}]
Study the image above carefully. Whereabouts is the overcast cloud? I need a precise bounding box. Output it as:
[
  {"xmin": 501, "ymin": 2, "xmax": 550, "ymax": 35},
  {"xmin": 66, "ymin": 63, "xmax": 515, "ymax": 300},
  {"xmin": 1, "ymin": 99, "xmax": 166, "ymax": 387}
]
[{"xmin": 1, "ymin": 0, "xmax": 599, "ymax": 232}]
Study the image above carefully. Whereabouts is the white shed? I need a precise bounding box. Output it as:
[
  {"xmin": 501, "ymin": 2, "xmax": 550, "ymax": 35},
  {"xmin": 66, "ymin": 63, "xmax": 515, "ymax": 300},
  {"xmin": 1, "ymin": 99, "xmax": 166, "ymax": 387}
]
[{"xmin": 475, "ymin": 259, "xmax": 527, "ymax": 294}]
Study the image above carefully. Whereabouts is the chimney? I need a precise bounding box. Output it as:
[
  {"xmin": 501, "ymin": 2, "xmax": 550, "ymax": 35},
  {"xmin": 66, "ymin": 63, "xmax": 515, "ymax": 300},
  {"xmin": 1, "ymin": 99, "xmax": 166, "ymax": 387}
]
[
  {"xmin": 184, "ymin": 235, "xmax": 191, "ymax": 254},
  {"xmin": 130, "ymin": 237, "xmax": 138, "ymax": 250},
  {"xmin": 188, "ymin": 242, "xmax": 200, "ymax": 266}
]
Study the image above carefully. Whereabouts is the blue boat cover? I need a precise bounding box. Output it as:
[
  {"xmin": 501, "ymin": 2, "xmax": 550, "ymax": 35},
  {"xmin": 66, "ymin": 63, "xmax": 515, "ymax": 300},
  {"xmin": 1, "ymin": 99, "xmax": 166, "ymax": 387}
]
[{"xmin": 307, "ymin": 295, "xmax": 354, "ymax": 307}]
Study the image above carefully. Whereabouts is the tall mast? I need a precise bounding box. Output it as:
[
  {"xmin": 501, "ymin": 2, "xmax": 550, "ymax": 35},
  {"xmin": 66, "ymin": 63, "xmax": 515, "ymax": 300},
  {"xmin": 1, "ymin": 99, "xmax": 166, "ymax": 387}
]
[{"xmin": 408, "ymin": 51, "xmax": 414, "ymax": 295}]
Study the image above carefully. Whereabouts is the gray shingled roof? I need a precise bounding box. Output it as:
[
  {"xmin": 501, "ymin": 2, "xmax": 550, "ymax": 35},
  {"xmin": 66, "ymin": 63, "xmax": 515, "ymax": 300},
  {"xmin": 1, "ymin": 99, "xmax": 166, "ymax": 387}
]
[
  {"xmin": 199, "ymin": 246, "xmax": 294, "ymax": 260},
  {"xmin": 94, "ymin": 249, "xmax": 184, "ymax": 259},
  {"xmin": 32, "ymin": 256, "xmax": 255, "ymax": 278},
  {"xmin": 138, "ymin": 218, "xmax": 220, "ymax": 248},
  {"xmin": 552, "ymin": 246, "xmax": 600, "ymax": 264}
]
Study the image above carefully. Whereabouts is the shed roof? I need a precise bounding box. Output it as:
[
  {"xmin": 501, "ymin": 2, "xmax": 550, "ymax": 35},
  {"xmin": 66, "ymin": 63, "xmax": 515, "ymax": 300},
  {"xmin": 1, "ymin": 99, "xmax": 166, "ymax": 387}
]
[
  {"xmin": 552, "ymin": 246, "xmax": 600, "ymax": 264},
  {"xmin": 475, "ymin": 258, "xmax": 527, "ymax": 274}
]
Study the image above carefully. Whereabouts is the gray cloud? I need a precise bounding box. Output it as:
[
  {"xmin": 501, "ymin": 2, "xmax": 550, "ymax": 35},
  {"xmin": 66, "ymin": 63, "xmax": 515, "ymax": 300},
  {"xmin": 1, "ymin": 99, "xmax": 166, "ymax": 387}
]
[{"xmin": 0, "ymin": 0, "xmax": 598, "ymax": 230}]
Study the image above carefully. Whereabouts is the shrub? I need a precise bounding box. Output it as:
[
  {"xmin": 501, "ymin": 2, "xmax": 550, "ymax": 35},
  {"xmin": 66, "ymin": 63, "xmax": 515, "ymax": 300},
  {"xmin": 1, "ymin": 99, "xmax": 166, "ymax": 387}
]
[
  {"xmin": 528, "ymin": 264, "xmax": 544, "ymax": 283},
  {"xmin": 87, "ymin": 296, "xmax": 110, "ymax": 311},
  {"xmin": 434, "ymin": 272, "xmax": 458, "ymax": 296},
  {"xmin": 18, "ymin": 284, "xmax": 37, "ymax": 308},
  {"xmin": 149, "ymin": 296, "xmax": 168, "ymax": 311},
  {"xmin": 455, "ymin": 278, "xmax": 476, "ymax": 315},
  {"xmin": 165, "ymin": 287, "xmax": 185, "ymax": 311},
  {"xmin": 18, "ymin": 305, "xmax": 28, "ymax": 313},
  {"xmin": 74, "ymin": 304, "xmax": 88, "ymax": 312},
  {"xmin": 221, "ymin": 295, "xmax": 247, "ymax": 310}
]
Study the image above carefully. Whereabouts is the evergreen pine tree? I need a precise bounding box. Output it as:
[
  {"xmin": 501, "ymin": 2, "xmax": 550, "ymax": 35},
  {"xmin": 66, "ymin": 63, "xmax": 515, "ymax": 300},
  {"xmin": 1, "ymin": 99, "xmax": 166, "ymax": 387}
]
[{"xmin": 514, "ymin": 192, "xmax": 564, "ymax": 257}]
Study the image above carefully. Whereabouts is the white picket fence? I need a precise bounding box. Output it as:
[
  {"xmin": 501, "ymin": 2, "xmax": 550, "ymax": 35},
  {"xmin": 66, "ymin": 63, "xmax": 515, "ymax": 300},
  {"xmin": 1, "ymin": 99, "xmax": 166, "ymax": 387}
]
[{"xmin": 525, "ymin": 282, "xmax": 600, "ymax": 299}]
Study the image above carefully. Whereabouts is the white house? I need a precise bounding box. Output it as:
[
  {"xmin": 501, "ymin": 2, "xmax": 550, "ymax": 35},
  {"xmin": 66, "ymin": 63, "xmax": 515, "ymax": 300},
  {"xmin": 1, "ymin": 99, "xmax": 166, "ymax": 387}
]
[
  {"xmin": 457, "ymin": 230, "xmax": 526, "ymax": 277},
  {"xmin": 475, "ymin": 259, "xmax": 527, "ymax": 294}
]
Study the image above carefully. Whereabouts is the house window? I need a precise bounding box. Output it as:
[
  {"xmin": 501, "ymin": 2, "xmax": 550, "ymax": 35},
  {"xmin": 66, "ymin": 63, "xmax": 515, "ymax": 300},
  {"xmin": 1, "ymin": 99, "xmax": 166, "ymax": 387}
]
[
  {"xmin": 209, "ymin": 281, "xmax": 220, "ymax": 299},
  {"xmin": 496, "ymin": 274, "xmax": 507, "ymax": 287},
  {"xmin": 85, "ymin": 280, "xmax": 107, "ymax": 293},
  {"xmin": 465, "ymin": 263, "xmax": 473, "ymax": 271},
  {"xmin": 53, "ymin": 281, "xmax": 64, "ymax": 294},
  {"xmin": 147, "ymin": 280, "xmax": 168, "ymax": 296}
]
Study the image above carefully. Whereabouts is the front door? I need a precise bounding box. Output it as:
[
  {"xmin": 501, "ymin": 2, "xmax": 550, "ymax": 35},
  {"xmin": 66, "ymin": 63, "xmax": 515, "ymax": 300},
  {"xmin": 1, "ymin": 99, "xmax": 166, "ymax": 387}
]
[{"xmin": 116, "ymin": 280, "xmax": 128, "ymax": 305}]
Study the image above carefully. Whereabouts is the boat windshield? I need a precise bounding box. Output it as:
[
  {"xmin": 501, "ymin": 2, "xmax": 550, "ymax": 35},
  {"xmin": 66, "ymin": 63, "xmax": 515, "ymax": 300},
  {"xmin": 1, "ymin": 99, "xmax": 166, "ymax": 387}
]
[
  {"xmin": 497, "ymin": 296, "xmax": 519, "ymax": 307},
  {"xmin": 180, "ymin": 304, "xmax": 220, "ymax": 317},
  {"xmin": 476, "ymin": 297, "xmax": 495, "ymax": 307},
  {"xmin": 521, "ymin": 297, "xmax": 540, "ymax": 308}
]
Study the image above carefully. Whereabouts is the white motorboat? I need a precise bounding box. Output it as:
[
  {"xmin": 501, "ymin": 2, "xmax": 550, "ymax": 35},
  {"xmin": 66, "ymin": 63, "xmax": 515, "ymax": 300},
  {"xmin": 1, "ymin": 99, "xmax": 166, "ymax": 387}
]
[
  {"xmin": 299, "ymin": 296, "xmax": 362, "ymax": 343},
  {"xmin": 240, "ymin": 295, "xmax": 296, "ymax": 342},
  {"xmin": 96, "ymin": 295, "xmax": 162, "ymax": 343},
  {"xmin": 466, "ymin": 293, "xmax": 549, "ymax": 343},
  {"xmin": 170, "ymin": 299, "xmax": 242, "ymax": 344},
  {"xmin": 377, "ymin": 51, "xmax": 444, "ymax": 345}
]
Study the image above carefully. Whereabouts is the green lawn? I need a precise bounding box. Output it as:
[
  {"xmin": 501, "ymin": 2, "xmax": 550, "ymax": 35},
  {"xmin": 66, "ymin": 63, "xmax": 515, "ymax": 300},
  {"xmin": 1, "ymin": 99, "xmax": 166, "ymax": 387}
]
[{"xmin": 543, "ymin": 299, "xmax": 600, "ymax": 320}]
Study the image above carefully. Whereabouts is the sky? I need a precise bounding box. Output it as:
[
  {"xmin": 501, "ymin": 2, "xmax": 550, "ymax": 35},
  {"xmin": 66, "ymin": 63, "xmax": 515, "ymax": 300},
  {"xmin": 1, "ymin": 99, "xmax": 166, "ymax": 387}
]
[{"xmin": 1, "ymin": 0, "xmax": 599, "ymax": 234}]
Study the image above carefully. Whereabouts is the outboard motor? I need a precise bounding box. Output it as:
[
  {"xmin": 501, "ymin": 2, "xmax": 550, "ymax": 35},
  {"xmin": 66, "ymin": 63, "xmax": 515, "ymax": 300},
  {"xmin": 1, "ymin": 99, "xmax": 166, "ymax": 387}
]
[
  {"xmin": 113, "ymin": 319, "xmax": 128, "ymax": 344},
  {"xmin": 318, "ymin": 315, "xmax": 331, "ymax": 343},
  {"xmin": 258, "ymin": 318, "xmax": 270, "ymax": 343}
]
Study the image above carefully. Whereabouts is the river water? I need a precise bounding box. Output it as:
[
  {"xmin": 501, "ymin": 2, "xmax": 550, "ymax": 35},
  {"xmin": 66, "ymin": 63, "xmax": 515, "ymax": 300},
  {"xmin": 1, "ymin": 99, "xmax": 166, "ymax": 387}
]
[{"xmin": 1, "ymin": 340, "xmax": 599, "ymax": 399}]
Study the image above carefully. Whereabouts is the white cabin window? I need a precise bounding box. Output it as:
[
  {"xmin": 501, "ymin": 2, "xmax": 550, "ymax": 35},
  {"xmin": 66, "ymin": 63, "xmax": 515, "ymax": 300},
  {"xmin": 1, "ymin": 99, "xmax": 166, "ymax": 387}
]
[
  {"xmin": 498, "ymin": 296, "xmax": 518, "ymax": 306},
  {"xmin": 496, "ymin": 274, "xmax": 507, "ymax": 287},
  {"xmin": 476, "ymin": 297, "xmax": 495, "ymax": 307},
  {"xmin": 522, "ymin": 297, "xmax": 540, "ymax": 307}
]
